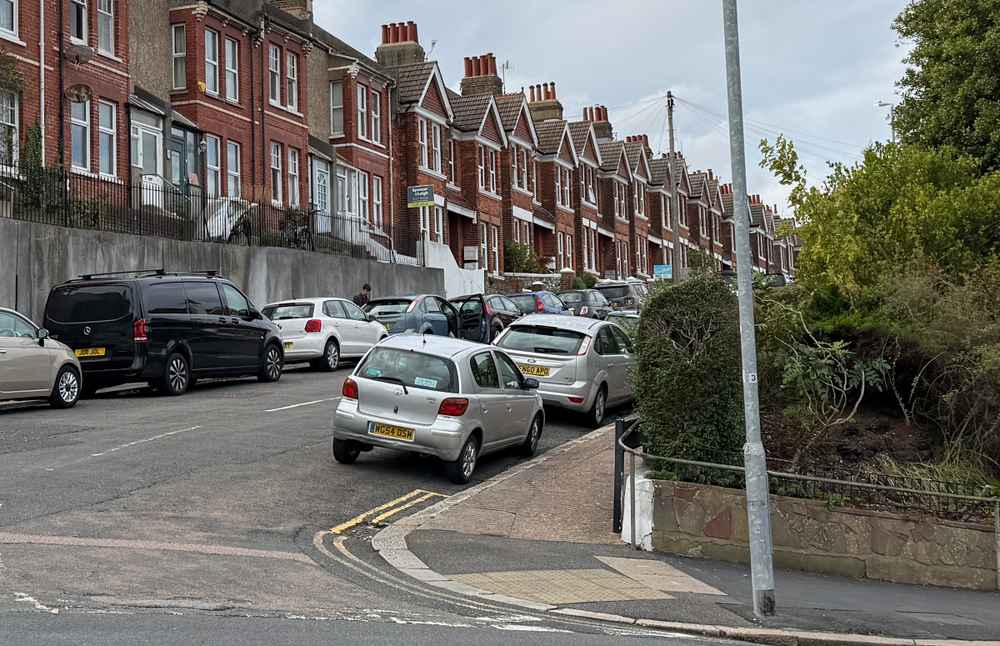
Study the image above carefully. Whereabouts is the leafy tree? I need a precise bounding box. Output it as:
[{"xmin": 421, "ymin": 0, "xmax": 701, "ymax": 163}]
[
  {"xmin": 893, "ymin": 0, "xmax": 1000, "ymax": 172},
  {"xmin": 503, "ymin": 241, "xmax": 547, "ymax": 273}
]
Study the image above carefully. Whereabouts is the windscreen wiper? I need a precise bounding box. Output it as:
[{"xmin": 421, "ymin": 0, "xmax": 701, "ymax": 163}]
[{"xmin": 375, "ymin": 376, "xmax": 409, "ymax": 394}]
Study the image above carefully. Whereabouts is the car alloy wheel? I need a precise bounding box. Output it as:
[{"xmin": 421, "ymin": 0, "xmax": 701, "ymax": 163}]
[
  {"xmin": 168, "ymin": 356, "xmax": 189, "ymax": 394},
  {"xmin": 266, "ymin": 346, "xmax": 282, "ymax": 381},
  {"xmin": 593, "ymin": 389, "xmax": 606, "ymax": 426},
  {"xmin": 325, "ymin": 341, "xmax": 340, "ymax": 370},
  {"xmin": 460, "ymin": 440, "xmax": 477, "ymax": 479},
  {"xmin": 58, "ymin": 369, "xmax": 80, "ymax": 404}
]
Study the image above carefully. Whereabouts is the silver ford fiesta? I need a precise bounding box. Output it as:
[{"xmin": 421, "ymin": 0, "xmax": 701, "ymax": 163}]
[{"xmin": 332, "ymin": 334, "xmax": 544, "ymax": 484}]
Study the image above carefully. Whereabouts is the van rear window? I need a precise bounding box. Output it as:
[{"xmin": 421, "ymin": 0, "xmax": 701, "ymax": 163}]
[
  {"xmin": 46, "ymin": 284, "xmax": 132, "ymax": 324},
  {"xmin": 596, "ymin": 285, "xmax": 629, "ymax": 300},
  {"xmin": 357, "ymin": 348, "xmax": 457, "ymax": 392}
]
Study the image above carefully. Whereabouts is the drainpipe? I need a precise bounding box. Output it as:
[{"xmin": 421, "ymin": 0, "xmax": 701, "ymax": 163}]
[
  {"xmin": 57, "ymin": 0, "xmax": 65, "ymax": 166},
  {"xmin": 249, "ymin": 27, "xmax": 257, "ymax": 191},
  {"xmin": 259, "ymin": 30, "xmax": 267, "ymax": 200},
  {"xmin": 388, "ymin": 81, "xmax": 395, "ymax": 257},
  {"xmin": 38, "ymin": 0, "xmax": 45, "ymax": 164}
]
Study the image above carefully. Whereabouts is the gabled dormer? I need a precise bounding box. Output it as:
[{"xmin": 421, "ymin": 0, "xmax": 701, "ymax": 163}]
[
  {"xmin": 624, "ymin": 138, "xmax": 652, "ymax": 220},
  {"xmin": 536, "ymin": 120, "xmax": 578, "ymax": 213},
  {"xmin": 449, "ymin": 89, "xmax": 509, "ymax": 199},
  {"xmin": 599, "ymin": 141, "xmax": 632, "ymax": 222},
  {"xmin": 569, "ymin": 121, "xmax": 603, "ymax": 210}
]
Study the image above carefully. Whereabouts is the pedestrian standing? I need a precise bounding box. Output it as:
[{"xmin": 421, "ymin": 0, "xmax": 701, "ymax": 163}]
[{"xmin": 353, "ymin": 284, "xmax": 371, "ymax": 307}]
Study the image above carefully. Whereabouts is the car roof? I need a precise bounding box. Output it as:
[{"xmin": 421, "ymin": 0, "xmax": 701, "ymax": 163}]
[
  {"xmin": 511, "ymin": 313, "xmax": 605, "ymax": 333},
  {"xmin": 264, "ymin": 297, "xmax": 348, "ymax": 306},
  {"xmin": 376, "ymin": 333, "xmax": 488, "ymax": 358},
  {"xmin": 55, "ymin": 273, "xmax": 230, "ymax": 287},
  {"xmin": 369, "ymin": 295, "xmax": 423, "ymax": 302}
]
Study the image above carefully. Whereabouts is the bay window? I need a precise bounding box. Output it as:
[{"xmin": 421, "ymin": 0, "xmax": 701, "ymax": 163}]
[
  {"xmin": 447, "ymin": 140, "xmax": 456, "ymax": 183},
  {"xmin": 477, "ymin": 145, "xmax": 485, "ymax": 188},
  {"xmin": 370, "ymin": 90, "xmax": 381, "ymax": 144},
  {"xmin": 286, "ymin": 52, "xmax": 298, "ymax": 111},
  {"xmin": 358, "ymin": 170, "xmax": 368, "ymax": 220},
  {"xmin": 372, "ymin": 176, "xmax": 383, "ymax": 229},
  {"xmin": 488, "ymin": 149, "xmax": 497, "ymax": 193},
  {"xmin": 356, "ymin": 84, "xmax": 367, "ymax": 139},
  {"xmin": 330, "ymin": 82, "xmax": 343, "ymax": 135},
  {"xmin": 418, "ymin": 118, "xmax": 428, "ymax": 168},
  {"xmin": 204, "ymin": 29, "xmax": 219, "ymax": 95},
  {"xmin": 171, "ymin": 25, "xmax": 186, "ymax": 90},
  {"xmin": 431, "ymin": 123, "xmax": 442, "ymax": 172},
  {"xmin": 557, "ymin": 232, "xmax": 565, "ymax": 268}
]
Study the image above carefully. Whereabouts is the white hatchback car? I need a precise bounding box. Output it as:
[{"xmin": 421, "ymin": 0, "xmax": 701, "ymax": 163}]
[
  {"xmin": 262, "ymin": 298, "xmax": 388, "ymax": 370},
  {"xmin": 0, "ymin": 307, "xmax": 83, "ymax": 408}
]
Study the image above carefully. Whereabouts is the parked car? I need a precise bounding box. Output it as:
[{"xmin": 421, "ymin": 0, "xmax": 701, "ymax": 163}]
[
  {"xmin": 262, "ymin": 297, "xmax": 388, "ymax": 371},
  {"xmin": 606, "ymin": 310, "xmax": 640, "ymax": 338},
  {"xmin": 43, "ymin": 270, "xmax": 284, "ymax": 397},
  {"xmin": 332, "ymin": 334, "xmax": 544, "ymax": 484},
  {"xmin": 594, "ymin": 280, "xmax": 649, "ymax": 310},
  {"xmin": 363, "ymin": 295, "xmax": 458, "ymax": 337},
  {"xmin": 556, "ymin": 289, "xmax": 612, "ymax": 319},
  {"xmin": 507, "ymin": 291, "xmax": 571, "ymax": 316},
  {"xmin": 493, "ymin": 314, "xmax": 636, "ymax": 428},
  {"xmin": 448, "ymin": 293, "xmax": 522, "ymax": 343},
  {"xmin": 0, "ymin": 307, "xmax": 83, "ymax": 408}
]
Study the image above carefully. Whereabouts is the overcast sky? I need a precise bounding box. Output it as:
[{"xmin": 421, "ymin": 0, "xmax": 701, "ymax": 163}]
[{"xmin": 314, "ymin": 1, "xmax": 910, "ymax": 215}]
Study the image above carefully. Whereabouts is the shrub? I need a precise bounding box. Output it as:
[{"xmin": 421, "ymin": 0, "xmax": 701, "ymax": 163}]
[
  {"xmin": 635, "ymin": 274, "xmax": 745, "ymax": 464},
  {"xmin": 504, "ymin": 242, "xmax": 547, "ymax": 274},
  {"xmin": 581, "ymin": 272, "xmax": 598, "ymax": 288},
  {"xmin": 571, "ymin": 276, "xmax": 587, "ymax": 290}
]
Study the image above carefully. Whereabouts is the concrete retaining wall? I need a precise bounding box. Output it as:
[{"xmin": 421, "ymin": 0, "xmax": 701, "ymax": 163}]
[
  {"xmin": 0, "ymin": 219, "xmax": 445, "ymax": 323},
  {"xmin": 651, "ymin": 479, "xmax": 998, "ymax": 591}
]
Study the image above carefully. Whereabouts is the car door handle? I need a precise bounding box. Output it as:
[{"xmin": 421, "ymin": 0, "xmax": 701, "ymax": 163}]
[
  {"xmin": 231, "ymin": 317, "xmax": 240, "ymax": 325},
  {"xmin": 0, "ymin": 350, "xmax": 6, "ymax": 354},
  {"xmin": 218, "ymin": 317, "xmax": 228, "ymax": 325}
]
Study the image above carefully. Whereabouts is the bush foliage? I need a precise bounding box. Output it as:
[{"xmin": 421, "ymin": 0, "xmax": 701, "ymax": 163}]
[
  {"xmin": 634, "ymin": 275, "xmax": 745, "ymax": 463},
  {"xmin": 503, "ymin": 242, "xmax": 547, "ymax": 274}
]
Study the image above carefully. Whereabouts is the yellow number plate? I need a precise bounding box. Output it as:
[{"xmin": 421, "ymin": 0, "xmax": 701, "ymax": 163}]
[
  {"xmin": 283, "ymin": 341, "xmax": 294, "ymax": 350},
  {"xmin": 518, "ymin": 363, "xmax": 550, "ymax": 377},
  {"xmin": 74, "ymin": 347, "xmax": 107, "ymax": 358},
  {"xmin": 370, "ymin": 423, "xmax": 415, "ymax": 442}
]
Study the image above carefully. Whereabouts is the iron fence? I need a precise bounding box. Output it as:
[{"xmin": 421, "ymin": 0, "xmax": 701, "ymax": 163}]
[
  {"xmin": 0, "ymin": 166, "xmax": 399, "ymax": 262},
  {"xmin": 612, "ymin": 415, "xmax": 1000, "ymax": 588}
]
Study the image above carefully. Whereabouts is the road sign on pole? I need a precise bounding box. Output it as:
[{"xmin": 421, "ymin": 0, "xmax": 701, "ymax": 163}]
[
  {"xmin": 653, "ymin": 264, "xmax": 672, "ymax": 280},
  {"xmin": 407, "ymin": 185, "xmax": 435, "ymax": 209},
  {"xmin": 722, "ymin": 0, "xmax": 777, "ymax": 618}
]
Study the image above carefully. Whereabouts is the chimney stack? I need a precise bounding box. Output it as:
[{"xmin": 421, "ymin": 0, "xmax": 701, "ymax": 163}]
[
  {"xmin": 273, "ymin": 0, "xmax": 313, "ymax": 19},
  {"xmin": 376, "ymin": 21, "xmax": 426, "ymax": 68},
  {"xmin": 527, "ymin": 81, "xmax": 563, "ymax": 122},
  {"xmin": 461, "ymin": 52, "xmax": 503, "ymax": 96},
  {"xmin": 591, "ymin": 105, "xmax": 612, "ymax": 141}
]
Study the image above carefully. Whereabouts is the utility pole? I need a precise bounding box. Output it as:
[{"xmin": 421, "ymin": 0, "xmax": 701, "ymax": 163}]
[
  {"xmin": 667, "ymin": 91, "xmax": 684, "ymax": 284},
  {"xmin": 722, "ymin": 0, "xmax": 776, "ymax": 618}
]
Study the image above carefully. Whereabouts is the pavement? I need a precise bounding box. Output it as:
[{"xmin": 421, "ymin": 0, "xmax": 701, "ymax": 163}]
[{"xmin": 372, "ymin": 425, "xmax": 1000, "ymax": 645}]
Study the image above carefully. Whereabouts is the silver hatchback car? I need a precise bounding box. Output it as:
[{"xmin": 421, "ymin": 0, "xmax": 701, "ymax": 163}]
[
  {"xmin": 332, "ymin": 334, "xmax": 545, "ymax": 484},
  {"xmin": 0, "ymin": 307, "xmax": 83, "ymax": 408},
  {"xmin": 493, "ymin": 314, "xmax": 636, "ymax": 428}
]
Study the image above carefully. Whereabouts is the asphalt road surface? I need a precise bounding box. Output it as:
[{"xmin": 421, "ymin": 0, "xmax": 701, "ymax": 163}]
[{"xmin": 0, "ymin": 364, "xmax": 708, "ymax": 644}]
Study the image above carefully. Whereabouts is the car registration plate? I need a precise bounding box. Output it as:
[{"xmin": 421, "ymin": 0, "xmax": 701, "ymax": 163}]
[
  {"xmin": 283, "ymin": 341, "xmax": 294, "ymax": 350},
  {"xmin": 75, "ymin": 347, "xmax": 107, "ymax": 358},
  {"xmin": 369, "ymin": 422, "xmax": 415, "ymax": 442},
  {"xmin": 518, "ymin": 363, "xmax": 550, "ymax": 377}
]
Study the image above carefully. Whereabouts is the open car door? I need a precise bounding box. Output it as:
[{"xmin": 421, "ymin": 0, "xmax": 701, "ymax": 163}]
[{"xmin": 451, "ymin": 295, "xmax": 486, "ymax": 342}]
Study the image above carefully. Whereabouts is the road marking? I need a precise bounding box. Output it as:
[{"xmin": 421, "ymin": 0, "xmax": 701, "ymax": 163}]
[
  {"xmin": 369, "ymin": 492, "xmax": 440, "ymax": 525},
  {"xmin": 14, "ymin": 592, "xmax": 59, "ymax": 614},
  {"xmin": 330, "ymin": 489, "xmax": 447, "ymax": 535},
  {"xmin": 264, "ymin": 398, "xmax": 339, "ymax": 413},
  {"xmin": 90, "ymin": 426, "xmax": 203, "ymax": 458}
]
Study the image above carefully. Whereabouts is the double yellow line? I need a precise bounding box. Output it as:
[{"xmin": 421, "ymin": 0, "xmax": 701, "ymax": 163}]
[{"xmin": 330, "ymin": 489, "xmax": 447, "ymax": 535}]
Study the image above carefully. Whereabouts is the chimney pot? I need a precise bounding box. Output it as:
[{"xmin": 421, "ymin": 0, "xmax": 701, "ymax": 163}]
[
  {"xmin": 408, "ymin": 21, "xmax": 418, "ymax": 42},
  {"xmin": 530, "ymin": 85, "xmax": 536, "ymax": 102},
  {"xmin": 464, "ymin": 57, "xmax": 473, "ymax": 77},
  {"xmin": 550, "ymin": 82, "xmax": 557, "ymax": 99},
  {"xmin": 381, "ymin": 24, "xmax": 390, "ymax": 44},
  {"xmin": 473, "ymin": 56, "xmax": 482, "ymax": 76},
  {"xmin": 390, "ymin": 23, "xmax": 400, "ymax": 43}
]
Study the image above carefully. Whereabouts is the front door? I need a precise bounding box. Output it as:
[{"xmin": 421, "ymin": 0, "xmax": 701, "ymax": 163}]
[
  {"xmin": 312, "ymin": 158, "xmax": 332, "ymax": 234},
  {"xmin": 133, "ymin": 123, "xmax": 164, "ymax": 208}
]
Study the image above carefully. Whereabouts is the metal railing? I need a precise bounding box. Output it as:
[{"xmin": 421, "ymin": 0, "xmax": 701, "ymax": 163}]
[
  {"xmin": 0, "ymin": 166, "xmax": 393, "ymax": 262},
  {"xmin": 612, "ymin": 415, "xmax": 1000, "ymax": 589}
]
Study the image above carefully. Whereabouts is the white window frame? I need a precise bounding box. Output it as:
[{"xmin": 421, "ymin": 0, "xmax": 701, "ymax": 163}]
[
  {"xmin": 637, "ymin": 181, "xmax": 645, "ymax": 216},
  {"xmin": 490, "ymin": 224, "xmax": 499, "ymax": 273},
  {"xmin": 511, "ymin": 146, "xmax": 519, "ymax": 188},
  {"xmin": 480, "ymin": 222, "xmax": 488, "ymax": 268},
  {"xmin": 270, "ymin": 142, "xmax": 283, "ymax": 205},
  {"xmin": 370, "ymin": 89, "xmax": 381, "ymax": 144},
  {"xmin": 171, "ymin": 24, "xmax": 186, "ymax": 91},
  {"xmin": 419, "ymin": 206, "xmax": 430, "ymax": 239},
  {"xmin": 357, "ymin": 169, "xmax": 369, "ymax": 220},
  {"xmin": 563, "ymin": 168, "xmax": 571, "ymax": 206},
  {"xmin": 488, "ymin": 149, "xmax": 497, "ymax": 193},
  {"xmin": 448, "ymin": 139, "xmax": 456, "ymax": 183},
  {"xmin": 329, "ymin": 81, "xmax": 343, "ymax": 136},
  {"xmin": 434, "ymin": 205, "xmax": 444, "ymax": 243},
  {"xmin": 356, "ymin": 85, "xmax": 367, "ymax": 139},
  {"xmin": 519, "ymin": 148, "xmax": 528, "ymax": 189},
  {"xmin": 226, "ymin": 140, "xmax": 241, "ymax": 198},
  {"xmin": 372, "ymin": 175, "xmax": 383, "ymax": 230},
  {"xmin": 224, "ymin": 37, "xmax": 239, "ymax": 102},
  {"xmin": 204, "ymin": 28, "xmax": 219, "ymax": 96},
  {"xmin": 70, "ymin": 99, "xmax": 90, "ymax": 171},
  {"xmin": 1, "ymin": 0, "xmax": 18, "ymax": 39},
  {"xmin": 288, "ymin": 148, "xmax": 301, "ymax": 208},
  {"xmin": 70, "ymin": 0, "xmax": 87, "ymax": 43},
  {"xmin": 0, "ymin": 89, "xmax": 19, "ymax": 167},
  {"xmin": 555, "ymin": 167, "xmax": 563, "ymax": 206},
  {"xmin": 567, "ymin": 234, "xmax": 574, "ymax": 270},
  {"xmin": 268, "ymin": 45, "xmax": 281, "ymax": 106},
  {"xmin": 431, "ymin": 123, "xmax": 442, "ymax": 173},
  {"xmin": 477, "ymin": 145, "xmax": 486, "ymax": 189},
  {"xmin": 418, "ymin": 118, "xmax": 429, "ymax": 169},
  {"xmin": 699, "ymin": 206, "xmax": 708, "ymax": 237},
  {"xmin": 557, "ymin": 231, "xmax": 565, "ymax": 268},
  {"xmin": 97, "ymin": 0, "xmax": 114, "ymax": 55},
  {"xmin": 286, "ymin": 52, "xmax": 298, "ymax": 112},
  {"xmin": 204, "ymin": 134, "xmax": 221, "ymax": 197},
  {"xmin": 97, "ymin": 100, "xmax": 116, "ymax": 178}
]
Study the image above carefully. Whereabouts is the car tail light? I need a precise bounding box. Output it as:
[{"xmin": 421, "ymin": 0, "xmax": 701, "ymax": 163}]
[
  {"xmin": 342, "ymin": 377, "xmax": 359, "ymax": 400},
  {"xmin": 133, "ymin": 318, "xmax": 149, "ymax": 343},
  {"xmin": 304, "ymin": 319, "xmax": 322, "ymax": 333},
  {"xmin": 578, "ymin": 337, "xmax": 592, "ymax": 356},
  {"xmin": 569, "ymin": 396, "xmax": 585, "ymax": 404},
  {"xmin": 438, "ymin": 397, "xmax": 469, "ymax": 417},
  {"xmin": 534, "ymin": 296, "xmax": 544, "ymax": 312}
]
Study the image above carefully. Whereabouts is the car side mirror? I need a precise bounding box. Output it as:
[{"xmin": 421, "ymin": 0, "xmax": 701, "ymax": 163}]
[
  {"xmin": 37, "ymin": 328, "xmax": 49, "ymax": 346},
  {"xmin": 523, "ymin": 377, "xmax": 540, "ymax": 390},
  {"xmin": 248, "ymin": 309, "xmax": 262, "ymax": 320}
]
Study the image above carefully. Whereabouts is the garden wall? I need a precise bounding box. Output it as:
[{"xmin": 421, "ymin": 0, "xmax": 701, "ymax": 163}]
[{"xmin": 652, "ymin": 479, "xmax": 998, "ymax": 591}]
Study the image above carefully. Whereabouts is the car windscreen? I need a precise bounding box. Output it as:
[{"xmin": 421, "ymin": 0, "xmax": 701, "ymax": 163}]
[
  {"xmin": 596, "ymin": 285, "xmax": 631, "ymax": 300},
  {"xmin": 357, "ymin": 347, "xmax": 457, "ymax": 393},
  {"xmin": 45, "ymin": 284, "xmax": 133, "ymax": 324},
  {"xmin": 263, "ymin": 303, "xmax": 314, "ymax": 320},
  {"xmin": 508, "ymin": 294, "xmax": 537, "ymax": 313},
  {"xmin": 365, "ymin": 300, "xmax": 411, "ymax": 316},
  {"xmin": 496, "ymin": 325, "xmax": 586, "ymax": 355},
  {"xmin": 558, "ymin": 292, "xmax": 583, "ymax": 305}
]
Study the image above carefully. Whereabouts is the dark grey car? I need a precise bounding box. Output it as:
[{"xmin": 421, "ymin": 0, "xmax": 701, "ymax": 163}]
[{"xmin": 557, "ymin": 289, "xmax": 612, "ymax": 319}]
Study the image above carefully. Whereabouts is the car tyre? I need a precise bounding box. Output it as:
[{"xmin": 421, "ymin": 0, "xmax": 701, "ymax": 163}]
[
  {"xmin": 158, "ymin": 352, "xmax": 191, "ymax": 396},
  {"xmin": 333, "ymin": 438, "xmax": 361, "ymax": 464},
  {"xmin": 586, "ymin": 385, "xmax": 607, "ymax": 429},
  {"xmin": 49, "ymin": 366, "xmax": 81, "ymax": 409},
  {"xmin": 446, "ymin": 435, "xmax": 480, "ymax": 484},
  {"xmin": 519, "ymin": 414, "xmax": 543, "ymax": 457},
  {"xmin": 258, "ymin": 343, "xmax": 283, "ymax": 383},
  {"xmin": 318, "ymin": 339, "xmax": 340, "ymax": 372}
]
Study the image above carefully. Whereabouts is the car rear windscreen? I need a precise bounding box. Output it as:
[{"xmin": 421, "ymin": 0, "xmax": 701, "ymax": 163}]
[
  {"xmin": 558, "ymin": 292, "xmax": 583, "ymax": 304},
  {"xmin": 365, "ymin": 300, "xmax": 411, "ymax": 316},
  {"xmin": 46, "ymin": 284, "xmax": 133, "ymax": 324},
  {"xmin": 596, "ymin": 285, "xmax": 629, "ymax": 300},
  {"xmin": 496, "ymin": 325, "xmax": 586, "ymax": 355},
  {"xmin": 357, "ymin": 347, "xmax": 457, "ymax": 392},
  {"xmin": 508, "ymin": 294, "xmax": 537, "ymax": 313},
  {"xmin": 263, "ymin": 303, "xmax": 314, "ymax": 320}
]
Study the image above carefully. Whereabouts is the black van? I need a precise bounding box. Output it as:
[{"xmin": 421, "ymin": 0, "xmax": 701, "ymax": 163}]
[{"xmin": 43, "ymin": 271, "xmax": 284, "ymax": 396}]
